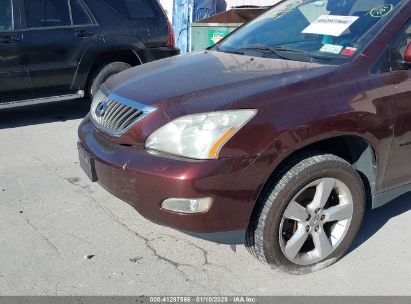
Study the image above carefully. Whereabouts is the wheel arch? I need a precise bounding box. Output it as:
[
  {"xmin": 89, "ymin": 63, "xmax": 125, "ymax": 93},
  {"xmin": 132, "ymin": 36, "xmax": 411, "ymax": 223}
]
[
  {"xmin": 86, "ymin": 49, "xmax": 143, "ymax": 86},
  {"xmin": 89, "ymin": 49, "xmax": 143, "ymax": 71},
  {"xmin": 256, "ymin": 135, "xmax": 377, "ymax": 216},
  {"xmin": 72, "ymin": 47, "xmax": 144, "ymax": 91}
]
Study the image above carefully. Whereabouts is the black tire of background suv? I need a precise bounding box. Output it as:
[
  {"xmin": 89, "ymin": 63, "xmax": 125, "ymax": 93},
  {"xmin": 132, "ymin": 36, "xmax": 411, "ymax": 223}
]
[
  {"xmin": 88, "ymin": 62, "xmax": 132, "ymax": 99},
  {"xmin": 245, "ymin": 153, "xmax": 366, "ymax": 274}
]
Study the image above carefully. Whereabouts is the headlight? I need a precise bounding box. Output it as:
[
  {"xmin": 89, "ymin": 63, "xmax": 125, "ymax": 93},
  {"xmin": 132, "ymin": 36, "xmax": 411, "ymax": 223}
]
[{"xmin": 145, "ymin": 110, "xmax": 257, "ymax": 159}]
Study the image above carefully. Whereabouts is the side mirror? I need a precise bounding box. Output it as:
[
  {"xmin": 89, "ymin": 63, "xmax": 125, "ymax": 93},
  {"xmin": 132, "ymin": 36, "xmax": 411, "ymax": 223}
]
[{"xmin": 404, "ymin": 43, "xmax": 411, "ymax": 62}]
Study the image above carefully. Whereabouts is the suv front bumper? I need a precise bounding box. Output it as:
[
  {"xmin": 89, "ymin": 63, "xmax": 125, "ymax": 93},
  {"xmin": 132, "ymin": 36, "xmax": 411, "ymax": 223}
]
[{"xmin": 78, "ymin": 117, "xmax": 271, "ymax": 233}]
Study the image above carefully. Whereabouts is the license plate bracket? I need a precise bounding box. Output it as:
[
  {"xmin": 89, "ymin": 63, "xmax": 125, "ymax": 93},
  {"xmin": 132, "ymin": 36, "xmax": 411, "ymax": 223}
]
[{"xmin": 77, "ymin": 142, "xmax": 98, "ymax": 182}]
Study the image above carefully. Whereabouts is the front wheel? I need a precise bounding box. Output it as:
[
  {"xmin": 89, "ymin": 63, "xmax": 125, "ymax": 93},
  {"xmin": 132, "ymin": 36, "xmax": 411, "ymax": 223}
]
[{"xmin": 246, "ymin": 153, "xmax": 365, "ymax": 274}]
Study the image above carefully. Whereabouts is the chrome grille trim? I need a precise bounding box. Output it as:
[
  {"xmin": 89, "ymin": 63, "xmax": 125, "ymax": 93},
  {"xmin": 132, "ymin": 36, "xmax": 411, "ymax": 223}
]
[{"xmin": 90, "ymin": 86, "xmax": 157, "ymax": 137}]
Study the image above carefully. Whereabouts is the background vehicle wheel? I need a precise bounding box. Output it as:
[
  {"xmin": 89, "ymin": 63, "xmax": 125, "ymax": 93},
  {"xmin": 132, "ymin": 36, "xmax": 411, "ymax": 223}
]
[
  {"xmin": 88, "ymin": 62, "xmax": 132, "ymax": 99},
  {"xmin": 245, "ymin": 153, "xmax": 365, "ymax": 274}
]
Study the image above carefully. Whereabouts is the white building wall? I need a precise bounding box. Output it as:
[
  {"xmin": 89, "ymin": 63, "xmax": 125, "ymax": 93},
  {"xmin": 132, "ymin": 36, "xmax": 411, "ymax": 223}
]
[{"xmin": 158, "ymin": 0, "xmax": 173, "ymax": 20}]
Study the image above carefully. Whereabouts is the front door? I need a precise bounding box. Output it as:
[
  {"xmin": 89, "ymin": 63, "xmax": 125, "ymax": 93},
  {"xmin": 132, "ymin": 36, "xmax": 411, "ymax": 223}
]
[
  {"xmin": 383, "ymin": 19, "xmax": 411, "ymax": 190},
  {"xmin": 20, "ymin": 0, "xmax": 99, "ymax": 94},
  {"xmin": 0, "ymin": 0, "xmax": 30, "ymax": 100}
]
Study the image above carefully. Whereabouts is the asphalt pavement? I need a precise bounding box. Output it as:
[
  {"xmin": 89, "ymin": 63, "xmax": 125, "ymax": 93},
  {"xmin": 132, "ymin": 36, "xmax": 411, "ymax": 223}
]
[{"xmin": 1, "ymin": 99, "xmax": 411, "ymax": 295}]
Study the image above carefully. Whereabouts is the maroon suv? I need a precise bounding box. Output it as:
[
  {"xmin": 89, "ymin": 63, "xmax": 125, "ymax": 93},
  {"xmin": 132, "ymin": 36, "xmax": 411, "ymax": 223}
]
[{"xmin": 78, "ymin": 0, "xmax": 411, "ymax": 273}]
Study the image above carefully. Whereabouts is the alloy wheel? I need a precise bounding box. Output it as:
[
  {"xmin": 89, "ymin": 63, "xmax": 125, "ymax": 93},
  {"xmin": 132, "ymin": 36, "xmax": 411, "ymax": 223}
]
[{"xmin": 279, "ymin": 178, "xmax": 354, "ymax": 265}]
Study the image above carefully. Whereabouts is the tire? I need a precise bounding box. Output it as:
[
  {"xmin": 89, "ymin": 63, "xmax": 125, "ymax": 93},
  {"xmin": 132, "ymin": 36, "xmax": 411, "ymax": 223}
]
[
  {"xmin": 88, "ymin": 62, "xmax": 132, "ymax": 99},
  {"xmin": 245, "ymin": 153, "xmax": 365, "ymax": 274}
]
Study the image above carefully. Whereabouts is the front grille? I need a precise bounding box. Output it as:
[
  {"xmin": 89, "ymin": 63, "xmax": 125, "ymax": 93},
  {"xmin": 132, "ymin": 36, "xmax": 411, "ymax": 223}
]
[{"xmin": 90, "ymin": 88, "xmax": 156, "ymax": 136}]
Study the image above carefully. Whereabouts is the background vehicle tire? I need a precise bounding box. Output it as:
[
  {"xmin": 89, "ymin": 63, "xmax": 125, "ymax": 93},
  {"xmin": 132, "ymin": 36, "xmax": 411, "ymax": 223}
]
[
  {"xmin": 88, "ymin": 62, "xmax": 132, "ymax": 99},
  {"xmin": 245, "ymin": 153, "xmax": 365, "ymax": 274}
]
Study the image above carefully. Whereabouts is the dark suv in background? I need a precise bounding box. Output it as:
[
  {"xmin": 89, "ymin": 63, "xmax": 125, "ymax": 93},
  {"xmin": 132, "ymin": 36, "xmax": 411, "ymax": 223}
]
[{"xmin": 0, "ymin": 0, "xmax": 178, "ymax": 108}]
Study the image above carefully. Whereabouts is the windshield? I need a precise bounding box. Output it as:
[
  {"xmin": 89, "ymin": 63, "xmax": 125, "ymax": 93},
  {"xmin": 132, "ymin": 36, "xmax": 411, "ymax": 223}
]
[{"xmin": 216, "ymin": 0, "xmax": 404, "ymax": 64}]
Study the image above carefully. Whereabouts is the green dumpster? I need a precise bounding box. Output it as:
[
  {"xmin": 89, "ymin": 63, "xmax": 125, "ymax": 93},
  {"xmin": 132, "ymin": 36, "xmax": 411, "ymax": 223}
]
[
  {"xmin": 190, "ymin": 7, "xmax": 269, "ymax": 52},
  {"xmin": 191, "ymin": 23, "xmax": 241, "ymax": 51}
]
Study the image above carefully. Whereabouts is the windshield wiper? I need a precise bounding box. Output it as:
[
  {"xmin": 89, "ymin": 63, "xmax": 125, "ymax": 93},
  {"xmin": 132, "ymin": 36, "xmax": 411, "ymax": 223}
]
[
  {"xmin": 238, "ymin": 44, "xmax": 315, "ymax": 61},
  {"xmin": 271, "ymin": 46, "xmax": 307, "ymax": 53},
  {"xmin": 215, "ymin": 45, "xmax": 244, "ymax": 55},
  {"xmin": 217, "ymin": 44, "xmax": 318, "ymax": 63}
]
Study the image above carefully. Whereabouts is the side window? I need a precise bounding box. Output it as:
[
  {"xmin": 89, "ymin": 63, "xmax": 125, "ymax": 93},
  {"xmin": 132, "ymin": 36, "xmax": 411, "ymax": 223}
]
[
  {"xmin": 390, "ymin": 20, "xmax": 411, "ymax": 71},
  {"xmin": 70, "ymin": 0, "xmax": 92, "ymax": 25},
  {"xmin": 371, "ymin": 48, "xmax": 391, "ymax": 74},
  {"xmin": 406, "ymin": 23, "xmax": 411, "ymax": 48},
  {"xmin": 24, "ymin": 0, "xmax": 71, "ymax": 28},
  {"xmin": 0, "ymin": 0, "xmax": 13, "ymax": 31},
  {"xmin": 102, "ymin": 0, "xmax": 159, "ymax": 21}
]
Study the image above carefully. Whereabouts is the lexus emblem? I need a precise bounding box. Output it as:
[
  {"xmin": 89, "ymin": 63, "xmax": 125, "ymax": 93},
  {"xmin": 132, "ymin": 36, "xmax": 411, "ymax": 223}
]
[{"xmin": 95, "ymin": 101, "xmax": 108, "ymax": 118}]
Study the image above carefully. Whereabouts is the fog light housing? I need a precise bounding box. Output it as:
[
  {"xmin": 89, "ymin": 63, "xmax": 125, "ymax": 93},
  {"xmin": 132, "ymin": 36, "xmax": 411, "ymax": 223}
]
[{"xmin": 161, "ymin": 197, "xmax": 213, "ymax": 214}]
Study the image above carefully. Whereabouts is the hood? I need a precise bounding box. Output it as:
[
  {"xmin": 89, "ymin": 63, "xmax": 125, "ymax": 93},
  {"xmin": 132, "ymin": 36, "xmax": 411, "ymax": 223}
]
[{"xmin": 105, "ymin": 51, "xmax": 335, "ymax": 113}]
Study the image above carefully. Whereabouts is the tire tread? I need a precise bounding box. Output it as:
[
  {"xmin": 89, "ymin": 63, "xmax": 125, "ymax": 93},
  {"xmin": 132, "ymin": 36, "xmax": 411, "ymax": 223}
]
[{"xmin": 245, "ymin": 152, "xmax": 364, "ymax": 271}]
